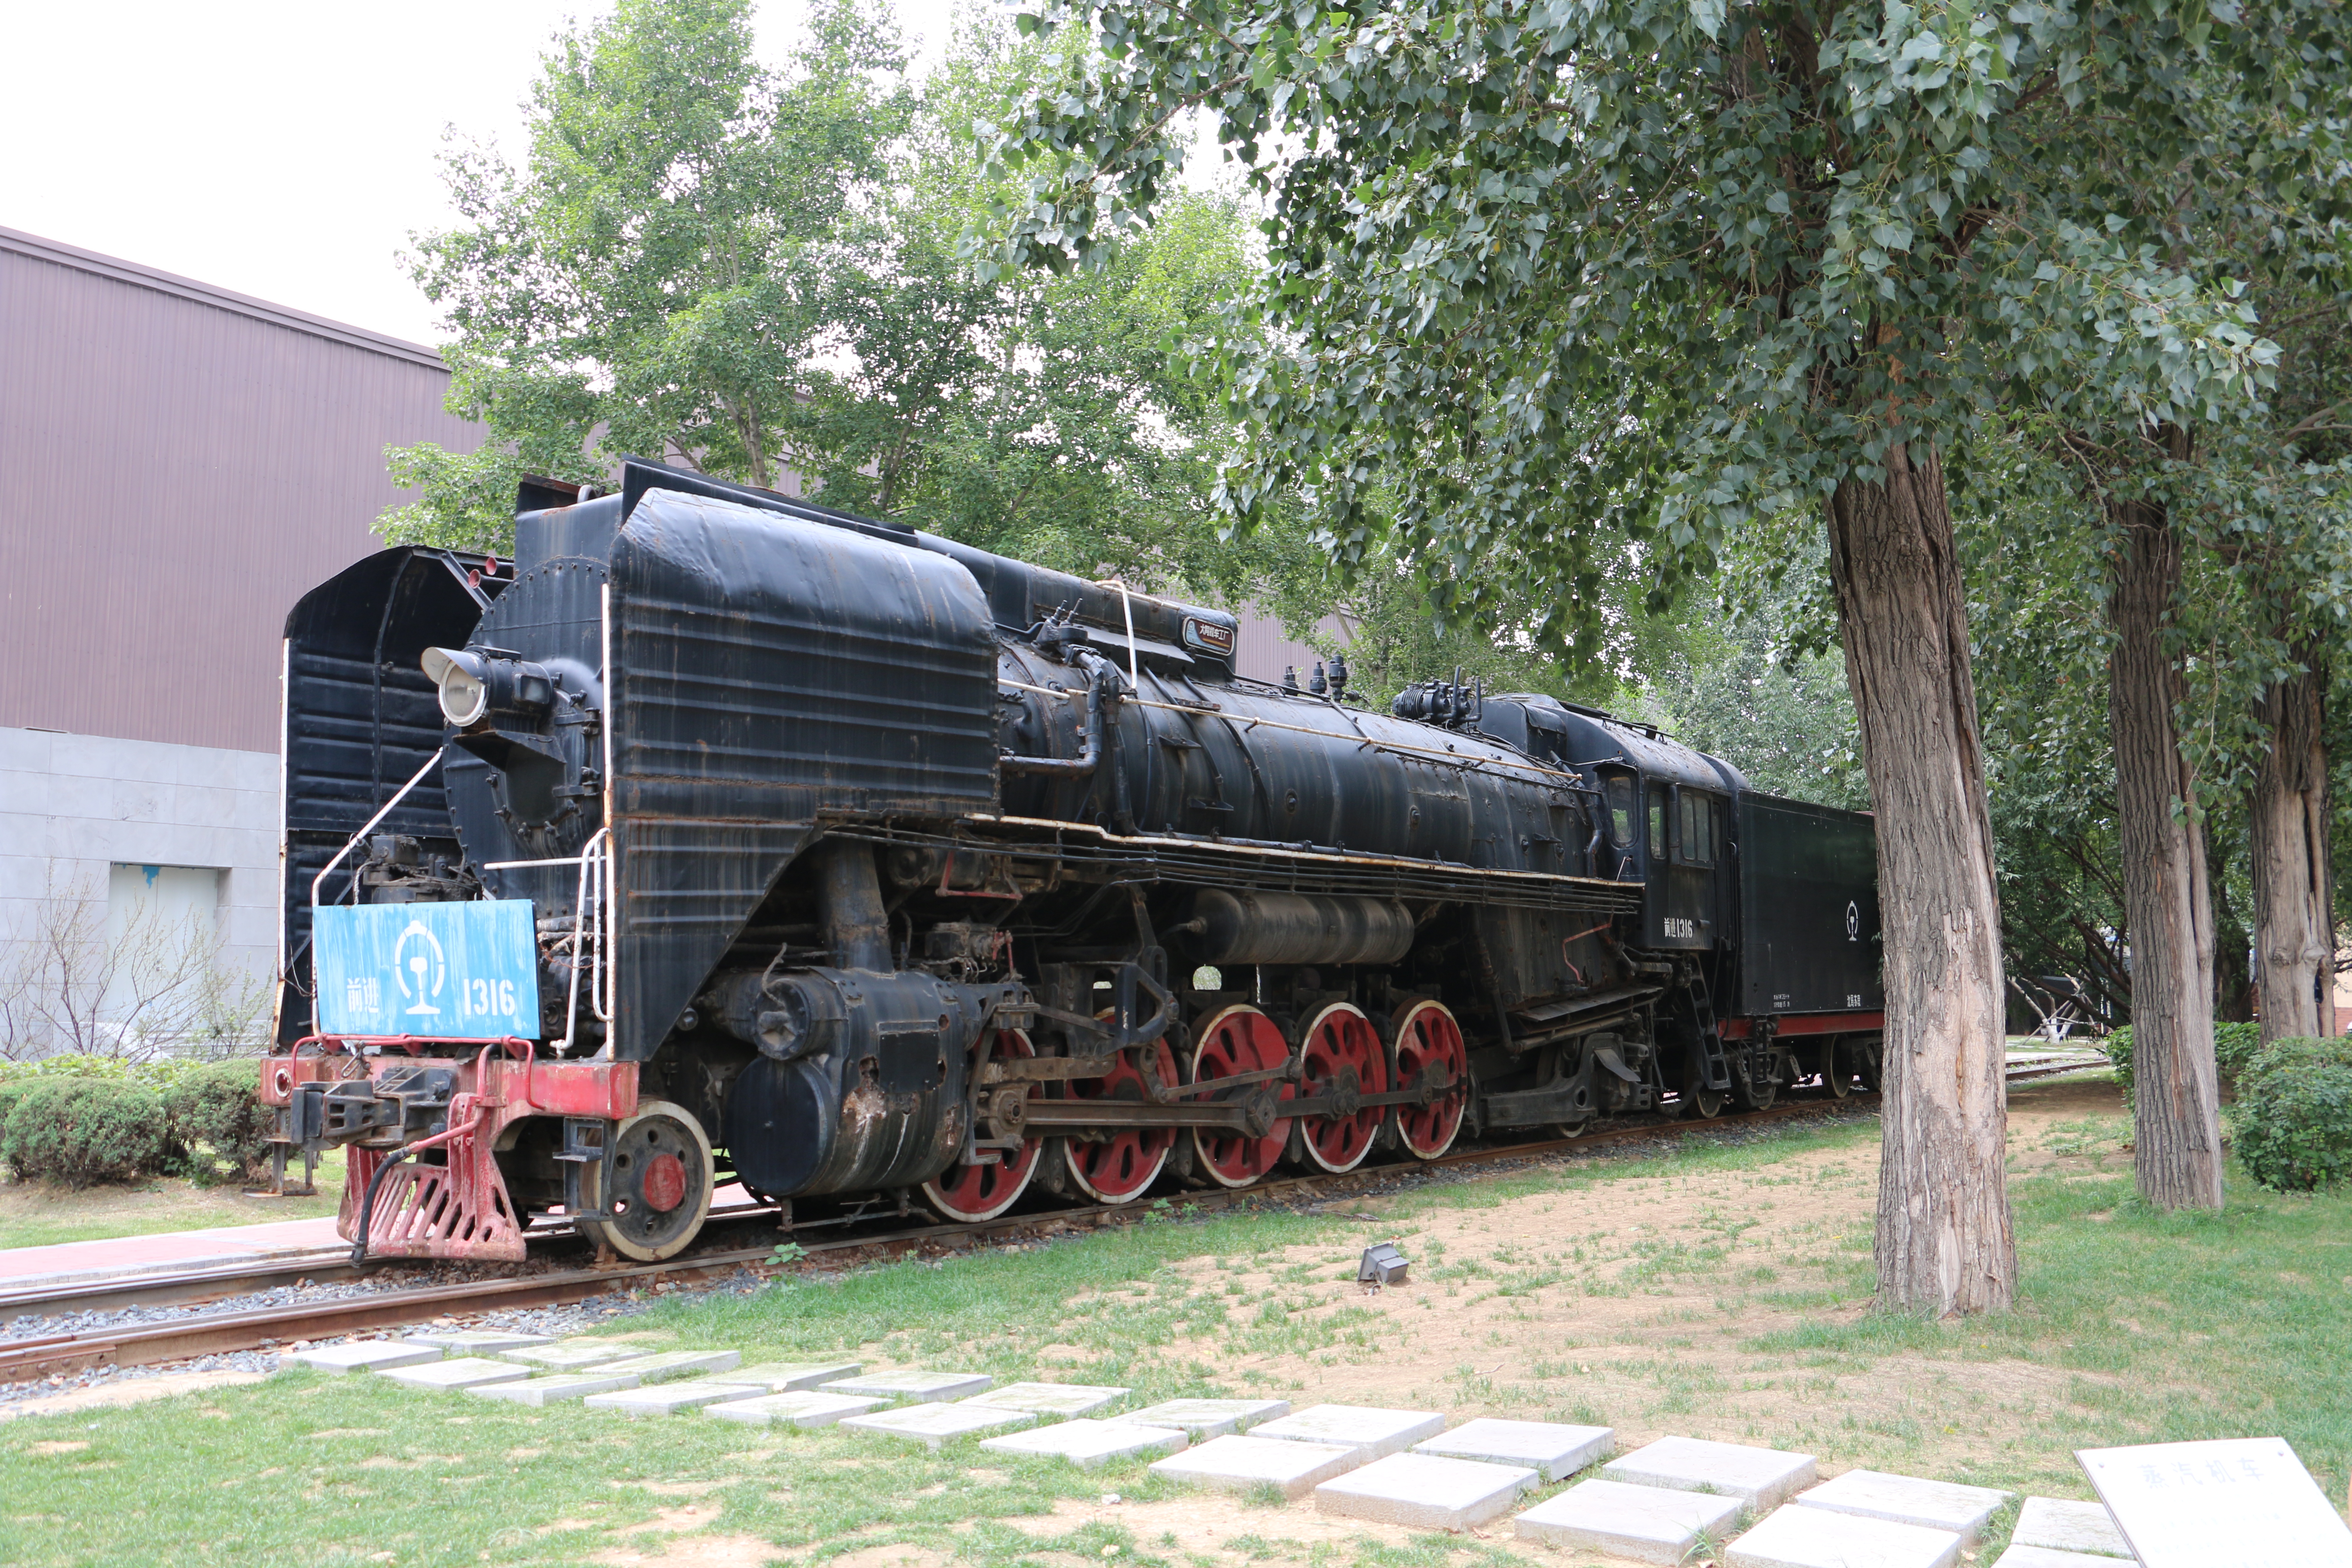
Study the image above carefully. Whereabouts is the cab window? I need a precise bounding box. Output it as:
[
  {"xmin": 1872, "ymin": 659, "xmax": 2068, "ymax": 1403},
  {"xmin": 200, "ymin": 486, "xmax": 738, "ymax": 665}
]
[
  {"xmin": 1648, "ymin": 787, "xmax": 1666, "ymax": 858},
  {"xmin": 1605, "ymin": 774, "xmax": 1635, "ymax": 845},
  {"xmin": 1678, "ymin": 790, "xmax": 1717, "ymax": 865}
]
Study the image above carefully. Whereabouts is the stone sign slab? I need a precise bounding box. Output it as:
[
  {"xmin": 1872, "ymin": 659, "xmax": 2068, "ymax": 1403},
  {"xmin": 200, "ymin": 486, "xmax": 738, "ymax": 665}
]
[
  {"xmin": 469, "ymin": 1372, "xmax": 643, "ymax": 1406},
  {"xmin": 499, "ymin": 1341, "xmax": 644, "ymax": 1372},
  {"xmin": 401, "ymin": 1330, "xmax": 554, "ymax": 1355},
  {"xmin": 1150, "ymin": 1435, "xmax": 1365, "ymax": 1499},
  {"xmin": 584, "ymin": 1379, "xmax": 765, "ymax": 1417},
  {"xmin": 1125, "ymin": 1398, "xmax": 1291, "ymax": 1437},
  {"xmin": 980, "ymin": 1419, "xmax": 1191, "ymax": 1467},
  {"xmin": 2079, "ymin": 1438, "xmax": 2352, "ymax": 1568},
  {"xmin": 1513, "ymin": 1478, "xmax": 1744, "ymax": 1566},
  {"xmin": 379, "ymin": 1356, "xmax": 532, "ymax": 1392},
  {"xmin": 1314, "ymin": 1452, "xmax": 1537, "ymax": 1531},
  {"xmin": 1413, "ymin": 1418, "xmax": 1614, "ymax": 1482},
  {"xmin": 2012, "ymin": 1498, "xmax": 2134, "ymax": 1559},
  {"xmin": 706, "ymin": 1361, "xmax": 864, "ymax": 1392},
  {"xmin": 1795, "ymin": 1468, "xmax": 2015, "ymax": 1541},
  {"xmin": 1250, "ymin": 1405, "xmax": 1446, "ymax": 1460},
  {"xmin": 963, "ymin": 1381, "xmax": 1130, "ymax": 1418},
  {"xmin": 703, "ymin": 1391, "xmax": 884, "ymax": 1429},
  {"xmin": 1605, "ymin": 1435, "xmax": 1820, "ymax": 1510},
  {"xmin": 292, "ymin": 1342, "xmax": 444, "ymax": 1375},
  {"xmin": 1725, "ymin": 1505, "xmax": 1961, "ymax": 1568},
  {"xmin": 1994, "ymin": 1550, "xmax": 2145, "ymax": 1568},
  {"xmin": 840, "ymin": 1401, "xmax": 1036, "ymax": 1449},
  {"xmin": 600, "ymin": 1350, "xmax": 743, "ymax": 1384},
  {"xmin": 822, "ymin": 1369, "xmax": 993, "ymax": 1404}
]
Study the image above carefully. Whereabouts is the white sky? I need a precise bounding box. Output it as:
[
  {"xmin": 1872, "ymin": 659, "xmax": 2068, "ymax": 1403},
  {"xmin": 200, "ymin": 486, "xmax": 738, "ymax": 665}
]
[{"xmin": 2, "ymin": 0, "xmax": 966, "ymax": 348}]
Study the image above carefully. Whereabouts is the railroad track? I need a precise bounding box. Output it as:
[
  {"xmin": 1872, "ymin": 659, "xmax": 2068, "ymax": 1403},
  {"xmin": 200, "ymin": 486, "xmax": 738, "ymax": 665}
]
[{"xmin": 0, "ymin": 1056, "xmax": 2107, "ymax": 1385}]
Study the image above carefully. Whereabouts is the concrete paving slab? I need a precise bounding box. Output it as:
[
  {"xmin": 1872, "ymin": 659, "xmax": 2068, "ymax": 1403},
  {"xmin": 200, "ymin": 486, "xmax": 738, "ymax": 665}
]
[
  {"xmin": 599, "ymin": 1350, "xmax": 744, "ymax": 1384},
  {"xmin": 704, "ymin": 1391, "xmax": 885, "ymax": 1429},
  {"xmin": 1250, "ymin": 1404, "xmax": 1446, "ymax": 1460},
  {"xmin": 1413, "ymin": 1417, "xmax": 1614, "ymax": 1482},
  {"xmin": 839, "ymin": 1401, "xmax": 1036, "ymax": 1449},
  {"xmin": 583, "ymin": 1379, "xmax": 766, "ymax": 1417},
  {"xmin": 1795, "ymin": 1468, "xmax": 2015, "ymax": 1541},
  {"xmin": 1150, "ymin": 1434, "xmax": 1365, "ymax": 1499},
  {"xmin": 704, "ymin": 1361, "xmax": 864, "ymax": 1392},
  {"xmin": 1726, "ymin": 1505, "xmax": 1961, "ymax": 1568},
  {"xmin": 379, "ymin": 1356, "xmax": 533, "ymax": 1391},
  {"xmin": 1315, "ymin": 1452, "xmax": 1537, "ymax": 1531},
  {"xmin": 1605, "ymin": 1435, "xmax": 1820, "ymax": 1510},
  {"xmin": 1513, "ymin": 1477, "xmax": 1744, "ymax": 1565},
  {"xmin": 401, "ymin": 1330, "xmax": 555, "ymax": 1355},
  {"xmin": 821, "ymin": 1369, "xmax": 993, "ymax": 1404},
  {"xmin": 2012, "ymin": 1498, "xmax": 2135, "ymax": 1559},
  {"xmin": 981, "ymin": 1419, "xmax": 1191, "ymax": 1467},
  {"xmin": 962, "ymin": 1382, "xmax": 1130, "ymax": 1418},
  {"xmin": 469, "ymin": 1372, "xmax": 643, "ymax": 1406},
  {"xmin": 291, "ymin": 1341, "xmax": 444, "ymax": 1374},
  {"xmin": 1993, "ymin": 1550, "xmax": 2142, "ymax": 1568},
  {"xmin": 498, "ymin": 1341, "xmax": 645, "ymax": 1372},
  {"xmin": 1126, "ymin": 1398, "xmax": 1291, "ymax": 1437}
]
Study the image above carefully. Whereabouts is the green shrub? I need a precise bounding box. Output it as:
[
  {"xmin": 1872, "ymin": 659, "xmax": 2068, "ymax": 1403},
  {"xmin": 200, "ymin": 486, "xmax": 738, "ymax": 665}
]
[
  {"xmin": 163, "ymin": 1060, "xmax": 274, "ymax": 1186},
  {"xmin": 2229, "ymin": 1036, "xmax": 2352, "ymax": 1193},
  {"xmin": 2102, "ymin": 1025, "xmax": 2135, "ymax": 1106},
  {"xmin": 0, "ymin": 1078, "xmax": 168, "ymax": 1187},
  {"xmin": 2101, "ymin": 1020, "xmax": 2268, "ymax": 1109}
]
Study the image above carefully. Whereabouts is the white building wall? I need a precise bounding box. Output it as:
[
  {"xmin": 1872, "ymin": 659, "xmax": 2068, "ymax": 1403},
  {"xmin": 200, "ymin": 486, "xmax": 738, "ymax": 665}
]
[{"xmin": 0, "ymin": 725, "xmax": 279, "ymax": 988}]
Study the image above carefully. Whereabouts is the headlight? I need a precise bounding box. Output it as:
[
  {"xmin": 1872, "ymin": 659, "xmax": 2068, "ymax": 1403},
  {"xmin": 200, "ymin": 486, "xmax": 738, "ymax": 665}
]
[{"xmin": 421, "ymin": 647, "xmax": 490, "ymax": 727}]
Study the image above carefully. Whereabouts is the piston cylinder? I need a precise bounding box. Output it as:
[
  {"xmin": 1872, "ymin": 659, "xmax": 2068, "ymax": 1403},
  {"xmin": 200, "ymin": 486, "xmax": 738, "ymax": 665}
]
[{"xmin": 1187, "ymin": 890, "xmax": 1415, "ymax": 967}]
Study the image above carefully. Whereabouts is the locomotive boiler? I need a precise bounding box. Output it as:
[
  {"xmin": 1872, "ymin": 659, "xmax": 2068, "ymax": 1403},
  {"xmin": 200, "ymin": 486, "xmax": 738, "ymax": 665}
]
[{"xmin": 263, "ymin": 459, "xmax": 1883, "ymax": 1263}]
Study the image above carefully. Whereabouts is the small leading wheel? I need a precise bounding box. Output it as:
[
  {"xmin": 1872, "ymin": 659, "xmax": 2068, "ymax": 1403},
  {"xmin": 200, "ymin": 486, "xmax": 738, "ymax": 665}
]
[
  {"xmin": 1684, "ymin": 1085, "xmax": 1727, "ymax": 1119},
  {"xmin": 1063, "ymin": 1040, "xmax": 1181, "ymax": 1203},
  {"xmin": 1191, "ymin": 1005, "xmax": 1293, "ymax": 1188},
  {"xmin": 1820, "ymin": 1036, "xmax": 1854, "ymax": 1100},
  {"xmin": 1297, "ymin": 1002, "xmax": 1387, "ymax": 1173},
  {"xmin": 576, "ymin": 1099, "xmax": 714, "ymax": 1262},
  {"xmin": 1391, "ymin": 999, "xmax": 1469, "ymax": 1160},
  {"xmin": 922, "ymin": 1029, "xmax": 1044, "ymax": 1222}
]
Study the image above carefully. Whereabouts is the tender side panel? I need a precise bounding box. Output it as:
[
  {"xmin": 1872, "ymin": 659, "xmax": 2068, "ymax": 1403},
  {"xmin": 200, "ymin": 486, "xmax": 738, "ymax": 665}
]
[
  {"xmin": 1735, "ymin": 793, "xmax": 1883, "ymax": 1017},
  {"xmin": 606, "ymin": 489, "xmax": 999, "ymax": 1060}
]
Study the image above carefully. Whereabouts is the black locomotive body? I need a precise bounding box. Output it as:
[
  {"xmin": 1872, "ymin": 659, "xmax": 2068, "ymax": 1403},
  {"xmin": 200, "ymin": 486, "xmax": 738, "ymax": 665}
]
[{"xmin": 265, "ymin": 460, "xmax": 1882, "ymax": 1262}]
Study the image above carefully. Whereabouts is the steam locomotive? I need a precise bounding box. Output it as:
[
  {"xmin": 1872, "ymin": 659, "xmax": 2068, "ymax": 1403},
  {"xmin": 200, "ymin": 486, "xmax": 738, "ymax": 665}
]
[{"xmin": 263, "ymin": 459, "xmax": 1881, "ymax": 1264}]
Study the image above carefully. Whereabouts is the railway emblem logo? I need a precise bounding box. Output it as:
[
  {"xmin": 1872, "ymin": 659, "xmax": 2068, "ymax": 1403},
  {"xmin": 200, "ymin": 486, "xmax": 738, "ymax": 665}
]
[
  {"xmin": 1846, "ymin": 901, "xmax": 1860, "ymax": 942},
  {"xmin": 393, "ymin": 920, "xmax": 447, "ymax": 1016}
]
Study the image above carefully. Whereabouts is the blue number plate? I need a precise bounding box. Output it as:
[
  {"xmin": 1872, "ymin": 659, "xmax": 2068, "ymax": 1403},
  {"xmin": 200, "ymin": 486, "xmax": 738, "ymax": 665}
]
[{"xmin": 314, "ymin": 900, "xmax": 541, "ymax": 1039}]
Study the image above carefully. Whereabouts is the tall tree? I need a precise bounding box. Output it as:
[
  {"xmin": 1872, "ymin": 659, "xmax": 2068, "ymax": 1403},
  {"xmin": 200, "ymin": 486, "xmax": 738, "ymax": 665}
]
[{"xmin": 990, "ymin": 0, "xmax": 2286, "ymax": 1311}]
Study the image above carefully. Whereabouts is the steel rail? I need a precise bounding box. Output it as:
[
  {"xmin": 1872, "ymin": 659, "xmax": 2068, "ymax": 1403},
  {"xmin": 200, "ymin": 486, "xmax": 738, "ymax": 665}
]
[{"xmin": 0, "ymin": 1060, "xmax": 2106, "ymax": 1384}]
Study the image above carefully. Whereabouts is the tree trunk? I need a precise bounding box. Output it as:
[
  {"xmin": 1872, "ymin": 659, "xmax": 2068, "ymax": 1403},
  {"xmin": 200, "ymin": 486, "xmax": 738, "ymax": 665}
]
[
  {"xmin": 2250, "ymin": 652, "xmax": 2335, "ymax": 1041},
  {"xmin": 1827, "ymin": 441, "xmax": 2015, "ymax": 1317},
  {"xmin": 2210, "ymin": 864, "xmax": 2254, "ymax": 1023},
  {"xmin": 2106, "ymin": 497, "xmax": 2224, "ymax": 1210}
]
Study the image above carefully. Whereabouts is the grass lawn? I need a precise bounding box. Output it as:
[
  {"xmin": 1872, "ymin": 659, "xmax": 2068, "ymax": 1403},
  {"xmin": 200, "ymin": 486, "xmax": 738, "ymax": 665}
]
[
  {"xmin": 0, "ymin": 1149, "xmax": 346, "ymax": 1251},
  {"xmin": 2, "ymin": 1075, "xmax": 2345, "ymax": 1567}
]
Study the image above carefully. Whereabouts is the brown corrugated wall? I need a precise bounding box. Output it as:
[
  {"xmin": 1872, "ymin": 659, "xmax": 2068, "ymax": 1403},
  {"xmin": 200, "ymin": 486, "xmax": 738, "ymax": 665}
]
[{"xmin": 0, "ymin": 227, "xmax": 482, "ymax": 753}]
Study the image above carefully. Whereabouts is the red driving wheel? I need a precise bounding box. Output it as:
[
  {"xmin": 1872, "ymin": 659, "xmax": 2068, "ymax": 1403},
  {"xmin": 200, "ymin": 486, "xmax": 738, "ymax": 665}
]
[
  {"xmin": 1392, "ymin": 998, "xmax": 1468, "ymax": 1159},
  {"xmin": 1297, "ymin": 1002, "xmax": 1387, "ymax": 1173},
  {"xmin": 1190, "ymin": 1005, "xmax": 1293, "ymax": 1188},
  {"xmin": 922, "ymin": 1029, "xmax": 1043, "ymax": 1222},
  {"xmin": 1063, "ymin": 1038, "xmax": 1180, "ymax": 1203}
]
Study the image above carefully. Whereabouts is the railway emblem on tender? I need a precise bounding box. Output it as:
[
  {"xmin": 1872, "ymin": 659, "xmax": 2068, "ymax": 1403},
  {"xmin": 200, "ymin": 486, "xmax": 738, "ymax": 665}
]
[
  {"xmin": 394, "ymin": 920, "xmax": 447, "ymax": 1017},
  {"xmin": 1845, "ymin": 900, "xmax": 1860, "ymax": 942}
]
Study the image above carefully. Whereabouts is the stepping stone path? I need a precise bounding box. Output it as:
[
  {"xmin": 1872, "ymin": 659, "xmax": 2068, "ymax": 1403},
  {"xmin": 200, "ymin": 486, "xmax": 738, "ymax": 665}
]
[
  {"xmin": 822, "ymin": 1369, "xmax": 992, "ymax": 1404},
  {"xmin": 839, "ymin": 1401, "xmax": 1035, "ymax": 1449},
  {"xmin": 402, "ymin": 1330, "xmax": 553, "ymax": 1355},
  {"xmin": 1315, "ymin": 1452, "xmax": 1538, "ymax": 1531},
  {"xmin": 380, "ymin": 1356, "xmax": 532, "ymax": 1392},
  {"xmin": 584, "ymin": 1378, "xmax": 763, "ymax": 1417},
  {"xmin": 469, "ymin": 1371, "xmax": 643, "ymax": 1406},
  {"xmin": 601, "ymin": 1350, "xmax": 742, "ymax": 1384},
  {"xmin": 705, "ymin": 1391, "xmax": 885, "ymax": 1429},
  {"xmin": 499, "ymin": 1341, "xmax": 644, "ymax": 1372},
  {"xmin": 1994, "ymin": 1550, "xmax": 2144, "ymax": 1568},
  {"xmin": 1514, "ymin": 1478, "xmax": 1744, "ymax": 1566},
  {"xmin": 1605, "ymin": 1435, "xmax": 1820, "ymax": 1510},
  {"xmin": 1796, "ymin": 1468, "xmax": 2015, "ymax": 1542},
  {"xmin": 292, "ymin": 1341, "xmax": 444, "ymax": 1374},
  {"xmin": 2012, "ymin": 1498, "xmax": 2135, "ymax": 1559},
  {"xmin": 963, "ymin": 1381, "xmax": 1129, "ymax": 1418},
  {"xmin": 1250, "ymin": 1404, "xmax": 1446, "ymax": 1460},
  {"xmin": 1127, "ymin": 1398, "xmax": 1291, "ymax": 1437},
  {"xmin": 707, "ymin": 1361, "xmax": 864, "ymax": 1393},
  {"xmin": 1152, "ymin": 1434, "xmax": 1364, "ymax": 1499},
  {"xmin": 981, "ymin": 1419, "xmax": 1191, "ymax": 1467},
  {"xmin": 1413, "ymin": 1418, "xmax": 1615, "ymax": 1482},
  {"xmin": 1727, "ymin": 1505, "xmax": 1961, "ymax": 1568}
]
